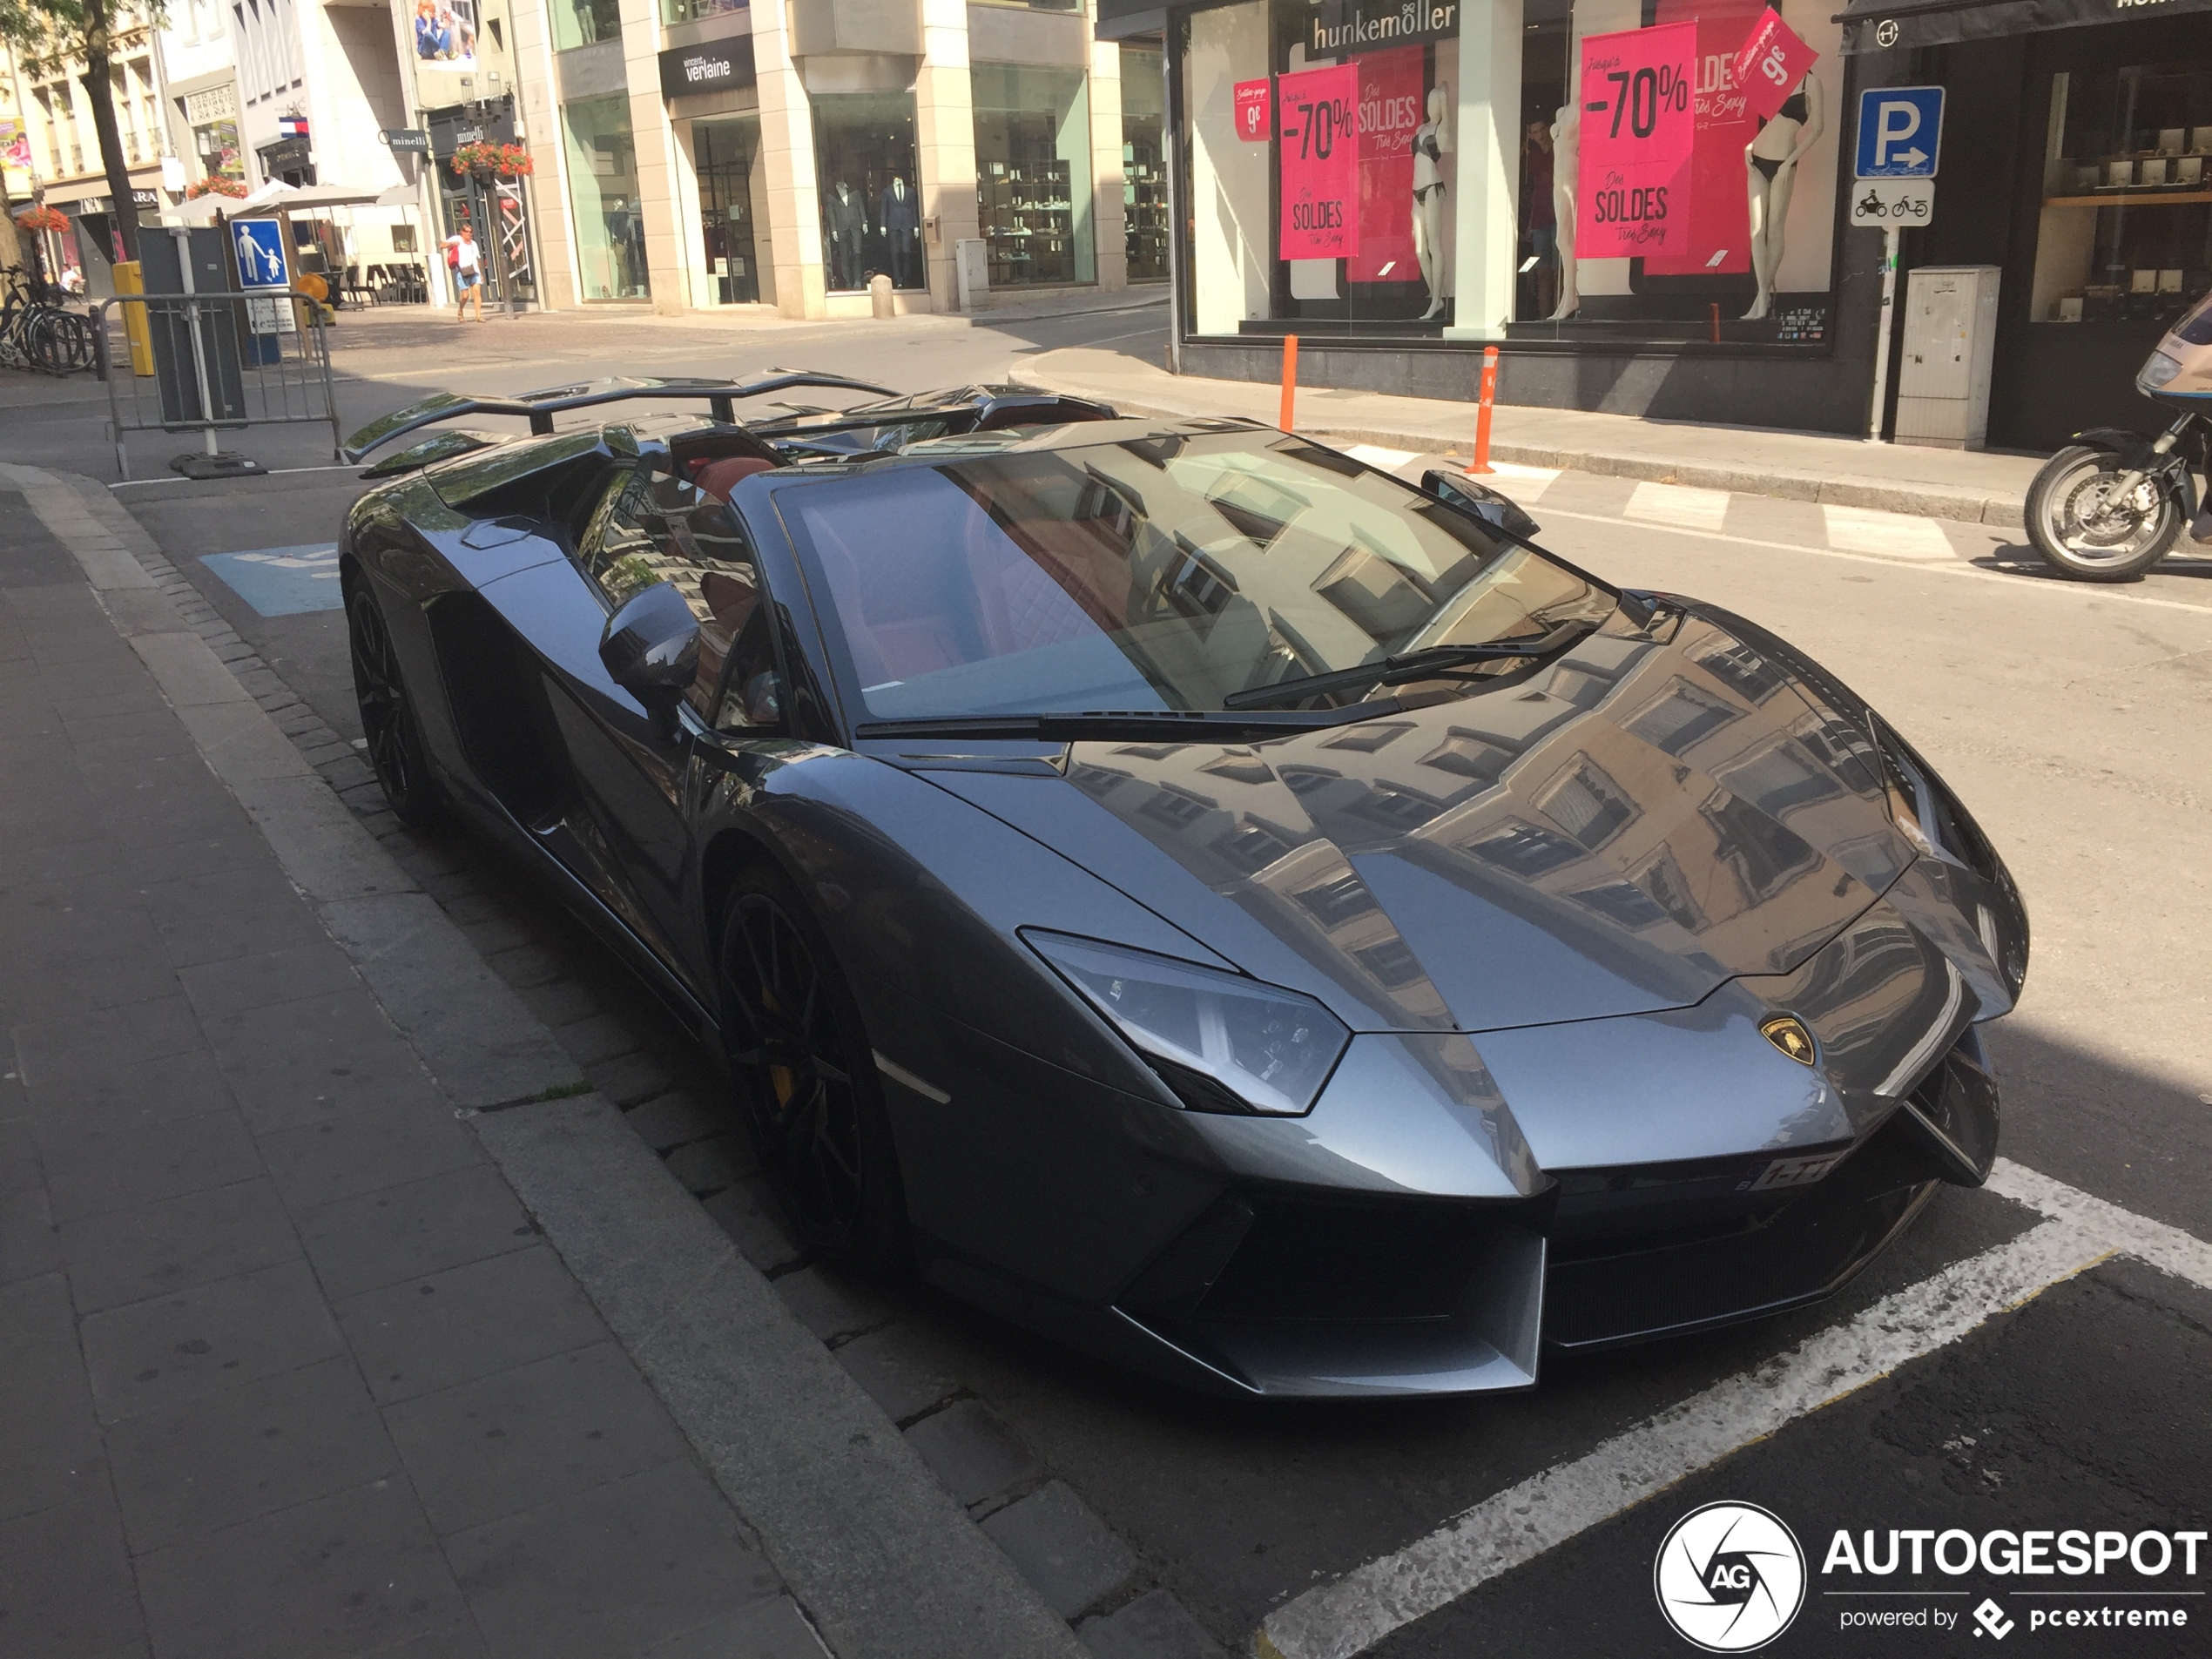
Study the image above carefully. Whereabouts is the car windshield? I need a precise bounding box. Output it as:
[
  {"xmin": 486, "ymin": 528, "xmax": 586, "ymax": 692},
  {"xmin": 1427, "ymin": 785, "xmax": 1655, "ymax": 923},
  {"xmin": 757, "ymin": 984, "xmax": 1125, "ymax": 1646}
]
[{"xmin": 777, "ymin": 429, "xmax": 1615, "ymax": 723}]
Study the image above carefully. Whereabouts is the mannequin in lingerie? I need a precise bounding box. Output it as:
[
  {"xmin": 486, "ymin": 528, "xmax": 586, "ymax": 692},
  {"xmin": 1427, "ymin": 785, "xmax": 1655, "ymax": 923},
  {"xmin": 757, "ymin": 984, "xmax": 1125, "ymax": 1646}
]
[
  {"xmin": 1743, "ymin": 30, "xmax": 1824, "ymax": 321},
  {"xmin": 1411, "ymin": 83, "xmax": 1453, "ymax": 321},
  {"xmin": 1548, "ymin": 95, "xmax": 1580, "ymax": 321}
]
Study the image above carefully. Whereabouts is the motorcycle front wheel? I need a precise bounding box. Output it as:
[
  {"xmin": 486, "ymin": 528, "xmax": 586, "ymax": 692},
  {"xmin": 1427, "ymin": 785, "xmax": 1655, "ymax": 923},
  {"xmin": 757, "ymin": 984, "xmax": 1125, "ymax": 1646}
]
[{"xmin": 2025, "ymin": 445, "xmax": 2182, "ymax": 582}]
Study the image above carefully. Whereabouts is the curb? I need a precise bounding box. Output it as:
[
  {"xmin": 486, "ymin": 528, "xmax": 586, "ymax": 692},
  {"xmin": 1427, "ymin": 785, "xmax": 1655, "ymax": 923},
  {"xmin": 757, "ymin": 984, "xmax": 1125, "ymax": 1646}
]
[
  {"xmin": 1008, "ymin": 364, "xmax": 2029, "ymax": 529},
  {"xmin": 9, "ymin": 461, "xmax": 1091, "ymax": 1659}
]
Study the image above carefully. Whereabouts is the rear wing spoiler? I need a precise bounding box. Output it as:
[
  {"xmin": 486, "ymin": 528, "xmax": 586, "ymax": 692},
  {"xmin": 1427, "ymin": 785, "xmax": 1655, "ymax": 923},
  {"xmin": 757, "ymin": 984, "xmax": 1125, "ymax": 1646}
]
[{"xmin": 341, "ymin": 372, "xmax": 900, "ymax": 463}]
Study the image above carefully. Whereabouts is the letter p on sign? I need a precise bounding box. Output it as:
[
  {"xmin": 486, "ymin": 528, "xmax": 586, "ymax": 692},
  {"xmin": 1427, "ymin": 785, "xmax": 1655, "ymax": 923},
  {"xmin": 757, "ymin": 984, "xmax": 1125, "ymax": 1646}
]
[{"xmin": 1855, "ymin": 85, "xmax": 1943, "ymax": 179}]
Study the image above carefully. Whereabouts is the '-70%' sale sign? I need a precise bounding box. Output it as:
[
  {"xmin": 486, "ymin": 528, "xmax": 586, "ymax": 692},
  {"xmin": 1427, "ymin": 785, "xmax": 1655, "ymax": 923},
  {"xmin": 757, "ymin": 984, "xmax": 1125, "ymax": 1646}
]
[
  {"xmin": 1577, "ymin": 23, "xmax": 1696, "ymax": 259},
  {"xmin": 1278, "ymin": 63, "xmax": 1360, "ymax": 260}
]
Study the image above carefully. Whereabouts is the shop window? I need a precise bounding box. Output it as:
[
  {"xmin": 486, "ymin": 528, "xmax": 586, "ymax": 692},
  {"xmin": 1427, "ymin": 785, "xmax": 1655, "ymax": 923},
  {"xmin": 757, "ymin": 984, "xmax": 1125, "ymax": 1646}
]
[
  {"xmin": 550, "ymin": 0, "xmax": 620, "ymax": 51},
  {"xmin": 813, "ymin": 92, "xmax": 921, "ymax": 293},
  {"xmin": 1122, "ymin": 41, "xmax": 1169, "ymax": 280},
  {"xmin": 973, "ymin": 63, "xmax": 1095, "ymax": 287},
  {"xmin": 562, "ymin": 95, "xmax": 650, "ymax": 300},
  {"xmin": 2028, "ymin": 61, "xmax": 2212, "ymax": 329},
  {"xmin": 1181, "ymin": 0, "xmax": 1842, "ymax": 347}
]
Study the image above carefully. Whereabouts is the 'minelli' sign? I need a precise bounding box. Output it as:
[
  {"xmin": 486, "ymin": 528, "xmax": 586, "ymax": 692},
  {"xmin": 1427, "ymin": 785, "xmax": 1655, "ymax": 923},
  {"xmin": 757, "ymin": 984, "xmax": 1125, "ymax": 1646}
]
[
  {"xmin": 1307, "ymin": 0, "xmax": 1460, "ymax": 54},
  {"xmin": 658, "ymin": 32, "xmax": 756, "ymax": 99}
]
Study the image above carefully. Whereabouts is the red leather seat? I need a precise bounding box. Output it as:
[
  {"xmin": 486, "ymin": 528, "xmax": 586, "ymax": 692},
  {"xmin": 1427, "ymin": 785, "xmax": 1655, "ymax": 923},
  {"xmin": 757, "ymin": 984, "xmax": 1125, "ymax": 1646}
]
[{"xmin": 691, "ymin": 455, "xmax": 776, "ymax": 501}]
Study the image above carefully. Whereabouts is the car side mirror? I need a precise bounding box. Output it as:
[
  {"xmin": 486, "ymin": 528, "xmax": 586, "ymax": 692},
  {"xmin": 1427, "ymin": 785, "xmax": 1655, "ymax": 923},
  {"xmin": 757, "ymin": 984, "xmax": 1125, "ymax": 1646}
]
[
  {"xmin": 598, "ymin": 581, "xmax": 699, "ymax": 717},
  {"xmin": 1421, "ymin": 469, "xmax": 1541, "ymax": 542}
]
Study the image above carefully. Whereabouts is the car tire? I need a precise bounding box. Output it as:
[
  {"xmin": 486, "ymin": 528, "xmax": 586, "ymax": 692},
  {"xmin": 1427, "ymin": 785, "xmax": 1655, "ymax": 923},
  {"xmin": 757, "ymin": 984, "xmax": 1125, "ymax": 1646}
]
[
  {"xmin": 716, "ymin": 862, "xmax": 909, "ymax": 1271},
  {"xmin": 2025, "ymin": 444, "xmax": 2182, "ymax": 582},
  {"xmin": 345, "ymin": 577, "xmax": 448, "ymax": 827}
]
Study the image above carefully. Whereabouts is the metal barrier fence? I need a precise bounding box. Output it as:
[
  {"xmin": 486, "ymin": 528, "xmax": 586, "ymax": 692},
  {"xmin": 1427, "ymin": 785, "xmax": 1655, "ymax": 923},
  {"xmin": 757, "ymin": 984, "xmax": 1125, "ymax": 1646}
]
[{"xmin": 95, "ymin": 288, "xmax": 342, "ymax": 480}]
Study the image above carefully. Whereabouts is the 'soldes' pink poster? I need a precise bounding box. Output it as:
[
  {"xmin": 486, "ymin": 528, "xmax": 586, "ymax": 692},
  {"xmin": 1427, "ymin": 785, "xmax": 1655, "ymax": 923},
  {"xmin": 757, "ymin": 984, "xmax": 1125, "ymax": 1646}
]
[
  {"xmin": 1643, "ymin": 0, "xmax": 1762, "ymax": 278},
  {"xmin": 1278, "ymin": 64, "xmax": 1360, "ymax": 260},
  {"xmin": 1349, "ymin": 45, "xmax": 1425, "ymax": 285},
  {"xmin": 1576, "ymin": 23, "xmax": 1698, "ymax": 260}
]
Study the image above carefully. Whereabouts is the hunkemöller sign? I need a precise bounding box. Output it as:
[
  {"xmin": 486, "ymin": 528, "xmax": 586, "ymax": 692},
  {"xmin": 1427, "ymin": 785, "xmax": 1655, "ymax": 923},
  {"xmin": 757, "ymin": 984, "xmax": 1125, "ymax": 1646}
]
[{"xmin": 1307, "ymin": 0, "xmax": 1460, "ymax": 55}]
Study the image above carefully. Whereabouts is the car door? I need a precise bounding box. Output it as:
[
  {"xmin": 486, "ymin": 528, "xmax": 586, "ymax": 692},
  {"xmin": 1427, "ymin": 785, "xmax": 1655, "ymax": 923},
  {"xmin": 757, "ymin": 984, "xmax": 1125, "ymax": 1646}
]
[{"xmin": 551, "ymin": 456, "xmax": 788, "ymax": 989}]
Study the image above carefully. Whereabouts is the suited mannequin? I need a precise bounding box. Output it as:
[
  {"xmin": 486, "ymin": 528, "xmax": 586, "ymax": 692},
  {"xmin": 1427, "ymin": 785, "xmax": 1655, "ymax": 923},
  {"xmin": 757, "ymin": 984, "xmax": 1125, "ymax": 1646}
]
[
  {"xmin": 825, "ymin": 181, "xmax": 867, "ymax": 290},
  {"xmin": 880, "ymin": 176, "xmax": 921, "ymax": 289}
]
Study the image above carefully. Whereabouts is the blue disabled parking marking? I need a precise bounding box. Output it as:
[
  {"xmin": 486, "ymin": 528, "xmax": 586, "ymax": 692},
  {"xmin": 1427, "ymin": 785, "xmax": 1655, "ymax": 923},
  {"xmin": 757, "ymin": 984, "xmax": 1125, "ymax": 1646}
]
[{"xmin": 200, "ymin": 544, "xmax": 343, "ymax": 616}]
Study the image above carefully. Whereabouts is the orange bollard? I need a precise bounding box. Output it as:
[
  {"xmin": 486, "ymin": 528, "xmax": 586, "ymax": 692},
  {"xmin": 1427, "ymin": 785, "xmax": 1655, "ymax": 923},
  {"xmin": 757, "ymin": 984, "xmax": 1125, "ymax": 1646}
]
[
  {"xmin": 1469, "ymin": 345, "xmax": 1499, "ymax": 474},
  {"xmin": 1709, "ymin": 301, "xmax": 1721, "ymax": 345},
  {"xmin": 1279, "ymin": 333, "xmax": 1298, "ymax": 430}
]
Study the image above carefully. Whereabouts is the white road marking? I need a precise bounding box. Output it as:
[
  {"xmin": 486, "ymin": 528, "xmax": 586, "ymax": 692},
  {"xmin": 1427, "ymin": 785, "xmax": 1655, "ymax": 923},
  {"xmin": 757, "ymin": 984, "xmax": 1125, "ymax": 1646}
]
[
  {"xmin": 1486, "ymin": 461, "xmax": 1561, "ymax": 501},
  {"xmin": 1823, "ymin": 502, "xmax": 1960, "ymax": 561},
  {"xmin": 1343, "ymin": 443, "xmax": 1421, "ymax": 474},
  {"xmin": 1624, "ymin": 480, "xmax": 1731, "ymax": 533},
  {"xmin": 1533, "ymin": 503, "xmax": 2212, "ymax": 616},
  {"xmin": 1255, "ymin": 1159, "xmax": 2211, "ymax": 1659}
]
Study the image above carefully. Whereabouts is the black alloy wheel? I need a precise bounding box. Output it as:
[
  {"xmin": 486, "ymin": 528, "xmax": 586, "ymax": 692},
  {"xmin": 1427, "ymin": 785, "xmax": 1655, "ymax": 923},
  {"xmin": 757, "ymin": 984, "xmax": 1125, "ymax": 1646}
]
[
  {"xmin": 717, "ymin": 867, "xmax": 906, "ymax": 1268},
  {"xmin": 345, "ymin": 579, "xmax": 447, "ymax": 826}
]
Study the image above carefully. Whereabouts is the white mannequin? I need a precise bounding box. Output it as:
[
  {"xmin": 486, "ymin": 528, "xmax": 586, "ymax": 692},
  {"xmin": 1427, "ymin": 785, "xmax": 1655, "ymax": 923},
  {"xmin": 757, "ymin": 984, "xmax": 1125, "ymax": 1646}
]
[
  {"xmin": 1411, "ymin": 83, "xmax": 1453, "ymax": 321},
  {"xmin": 1548, "ymin": 97, "xmax": 1579, "ymax": 321},
  {"xmin": 1743, "ymin": 51, "xmax": 1824, "ymax": 320}
]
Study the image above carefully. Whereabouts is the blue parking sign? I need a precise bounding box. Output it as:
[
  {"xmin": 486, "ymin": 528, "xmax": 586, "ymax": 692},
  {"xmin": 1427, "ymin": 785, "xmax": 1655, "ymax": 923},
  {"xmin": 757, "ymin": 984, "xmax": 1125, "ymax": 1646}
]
[{"xmin": 1855, "ymin": 86, "xmax": 1943, "ymax": 179}]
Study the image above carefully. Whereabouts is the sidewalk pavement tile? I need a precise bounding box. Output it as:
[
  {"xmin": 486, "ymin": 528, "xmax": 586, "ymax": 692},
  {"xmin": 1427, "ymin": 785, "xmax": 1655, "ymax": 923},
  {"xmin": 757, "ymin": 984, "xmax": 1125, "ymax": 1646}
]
[
  {"xmin": 133, "ymin": 1476, "xmax": 469, "ymax": 1659},
  {"xmin": 1077, "ymin": 1588, "xmax": 1226, "ymax": 1659},
  {"xmin": 105, "ymin": 1353, "xmax": 401, "ymax": 1553},
  {"xmin": 205, "ymin": 986, "xmax": 443, "ymax": 1135},
  {"xmin": 11, "ymin": 994, "xmax": 206, "ymax": 1085},
  {"xmin": 381, "ymin": 1341, "xmax": 695, "ymax": 1535},
  {"xmin": 178, "ymin": 939, "xmax": 367, "ymax": 1023},
  {"xmin": 0, "ymin": 1183, "xmax": 62, "ymax": 1288},
  {"xmin": 642, "ymin": 1595, "xmax": 830, "ymax": 1659},
  {"xmin": 58, "ymin": 1176, "xmax": 301, "ymax": 1314},
  {"xmin": 21, "ymin": 1047, "xmax": 239, "ymax": 1130},
  {"xmin": 35, "ymin": 1105, "xmax": 263, "ymax": 1225},
  {"xmin": 80, "ymin": 1258, "xmax": 348, "ymax": 1425},
  {"xmin": 832, "ymin": 1323, "xmax": 961, "ymax": 1426},
  {"xmin": 134, "ymin": 861, "xmax": 306, "ymax": 927},
  {"xmin": 904, "ymin": 1399, "xmax": 1045, "ymax": 1507},
  {"xmin": 0, "ymin": 1274, "xmax": 110, "ymax": 1524},
  {"xmin": 60, "ymin": 705, "xmax": 210, "ymax": 761},
  {"xmin": 297, "ymin": 1163, "xmax": 536, "ymax": 1302},
  {"xmin": 335, "ymin": 1244, "xmax": 610, "ymax": 1406},
  {"xmin": 0, "ymin": 1116, "xmax": 39, "ymax": 1190},
  {"xmin": 0, "ymin": 1489, "xmax": 146, "ymax": 1657},
  {"xmin": 980, "ymin": 1480, "xmax": 1140, "ymax": 1619},
  {"xmin": 443, "ymin": 1459, "xmax": 782, "ymax": 1659},
  {"xmin": 772, "ymin": 1262, "xmax": 889, "ymax": 1345},
  {"xmin": 255, "ymin": 1096, "xmax": 482, "ymax": 1211},
  {"xmin": 157, "ymin": 897, "xmax": 335, "ymax": 969}
]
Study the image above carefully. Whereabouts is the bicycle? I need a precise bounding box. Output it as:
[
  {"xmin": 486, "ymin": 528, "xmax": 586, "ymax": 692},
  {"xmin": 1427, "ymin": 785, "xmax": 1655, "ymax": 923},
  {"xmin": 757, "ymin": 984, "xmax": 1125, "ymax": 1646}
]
[{"xmin": 0, "ymin": 266, "xmax": 98, "ymax": 375}]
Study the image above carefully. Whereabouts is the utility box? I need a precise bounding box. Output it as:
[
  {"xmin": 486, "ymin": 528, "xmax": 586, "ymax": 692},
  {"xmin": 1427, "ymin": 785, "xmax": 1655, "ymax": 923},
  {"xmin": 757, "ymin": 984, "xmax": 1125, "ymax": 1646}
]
[
  {"xmin": 1895, "ymin": 265, "xmax": 2001, "ymax": 449},
  {"xmin": 954, "ymin": 238, "xmax": 988, "ymax": 314}
]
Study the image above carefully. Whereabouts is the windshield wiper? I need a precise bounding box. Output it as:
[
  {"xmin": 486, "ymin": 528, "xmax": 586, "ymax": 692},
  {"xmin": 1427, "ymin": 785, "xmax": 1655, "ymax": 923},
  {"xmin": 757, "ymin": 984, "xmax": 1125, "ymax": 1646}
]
[
  {"xmin": 1221, "ymin": 618, "xmax": 1600, "ymax": 711},
  {"xmin": 853, "ymin": 706, "xmax": 1390, "ymax": 744}
]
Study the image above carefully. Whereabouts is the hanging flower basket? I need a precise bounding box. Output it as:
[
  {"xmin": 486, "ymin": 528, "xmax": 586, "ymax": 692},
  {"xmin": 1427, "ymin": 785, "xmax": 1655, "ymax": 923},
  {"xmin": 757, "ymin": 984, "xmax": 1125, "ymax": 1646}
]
[
  {"xmin": 452, "ymin": 142, "xmax": 534, "ymax": 179},
  {"xmin": 13, "ymin": 206, "xmax": 69, "ymax": 235},
  {"xmin": 185, "ymin": 175, "xmax": 247, "ymax": 200}
]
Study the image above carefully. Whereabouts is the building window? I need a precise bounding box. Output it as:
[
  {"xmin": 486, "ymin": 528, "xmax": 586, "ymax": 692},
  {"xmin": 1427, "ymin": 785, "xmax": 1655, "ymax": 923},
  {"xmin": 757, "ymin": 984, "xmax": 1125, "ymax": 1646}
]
[
  {"xmin": 1121, "ymin": 41, "xmax": 1167, "ymax": 280},
  {"xmin": 2028, "ymin": 62, "xmax": 2212, "ymax": 328},
  {"xmin": 662, "ymin": 0, "xmax": 741, "ymax": 22},
  {"xmin": 972, "ymin": 63, "xmax": 1094, "ymax": 287},
  {"xmin": 1181, "ymin": 0, "xmax": 1842, "ymax": 347},
  {"xmin": 550, "ymin": 0, "xmax": 620, "ymax": 51},
  {"xmin": 813, "ymin": 91, "xmax": 921, "ymax": 293},
  {"xmin": 562, "ymin": 95, "xmax": 650, "ymax": 300}
]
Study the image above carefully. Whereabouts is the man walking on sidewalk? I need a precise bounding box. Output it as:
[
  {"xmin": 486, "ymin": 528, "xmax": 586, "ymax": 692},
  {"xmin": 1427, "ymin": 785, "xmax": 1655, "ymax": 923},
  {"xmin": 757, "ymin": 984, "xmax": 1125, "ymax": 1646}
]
[{"xmin": 444, "ymin": 225, "xmax": 485, "ymax": 322}]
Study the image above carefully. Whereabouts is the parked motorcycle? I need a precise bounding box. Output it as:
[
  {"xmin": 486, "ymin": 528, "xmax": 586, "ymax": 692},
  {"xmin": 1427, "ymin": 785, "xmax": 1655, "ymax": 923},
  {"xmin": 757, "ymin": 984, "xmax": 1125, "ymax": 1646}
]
[{"xmin": 2026, "ymin": 289, "xmax": 2212, "ymax": 582}]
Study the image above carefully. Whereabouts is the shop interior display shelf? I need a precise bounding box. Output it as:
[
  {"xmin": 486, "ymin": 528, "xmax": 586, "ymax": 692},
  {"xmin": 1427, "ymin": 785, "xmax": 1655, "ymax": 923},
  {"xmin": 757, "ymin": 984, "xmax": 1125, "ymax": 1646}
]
[{"xmin": 2043, "ymin": 190, "xmax": 2212, "ymax": 207}]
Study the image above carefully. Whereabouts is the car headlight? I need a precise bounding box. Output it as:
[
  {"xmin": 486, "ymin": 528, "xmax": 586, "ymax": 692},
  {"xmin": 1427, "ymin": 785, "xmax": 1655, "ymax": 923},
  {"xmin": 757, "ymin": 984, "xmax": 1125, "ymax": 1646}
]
[
  {"xmin": 1869, "ymin": 715, "xmax": 1997, "ymax": 880},
  {"xmin": 2139, "ymin": 350, "xmax": 2184, "ymax": 393},
  {"xmin": 1025, "ymin": 932, "xmax": 1349, "ymax": 1116}
]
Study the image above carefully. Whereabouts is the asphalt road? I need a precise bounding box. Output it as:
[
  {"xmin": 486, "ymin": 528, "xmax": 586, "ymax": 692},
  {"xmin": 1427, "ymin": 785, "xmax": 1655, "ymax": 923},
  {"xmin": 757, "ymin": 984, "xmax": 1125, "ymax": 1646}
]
[{"xmin": 65, "ymin": 304, "xmax": 2212, "ymax": 1659}]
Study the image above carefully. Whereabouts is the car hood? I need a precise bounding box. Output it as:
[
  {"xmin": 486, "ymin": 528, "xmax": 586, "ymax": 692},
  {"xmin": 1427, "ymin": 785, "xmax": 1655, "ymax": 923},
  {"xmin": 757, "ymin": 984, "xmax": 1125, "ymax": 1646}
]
[{"xmin": 913, "ymin": 612, "xmax": 1925, "ymax": 1035}]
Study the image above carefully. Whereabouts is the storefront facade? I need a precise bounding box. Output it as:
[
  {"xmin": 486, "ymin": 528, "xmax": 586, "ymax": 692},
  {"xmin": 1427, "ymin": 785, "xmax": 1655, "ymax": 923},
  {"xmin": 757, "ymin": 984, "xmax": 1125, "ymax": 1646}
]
[
  {"xmin": 1127, "ymin": 0, "xmax": 2212, "ymax": 442},
  {"xmin": 505, "ymin": 0, "xmax": 1168, "ymax": 317}
]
